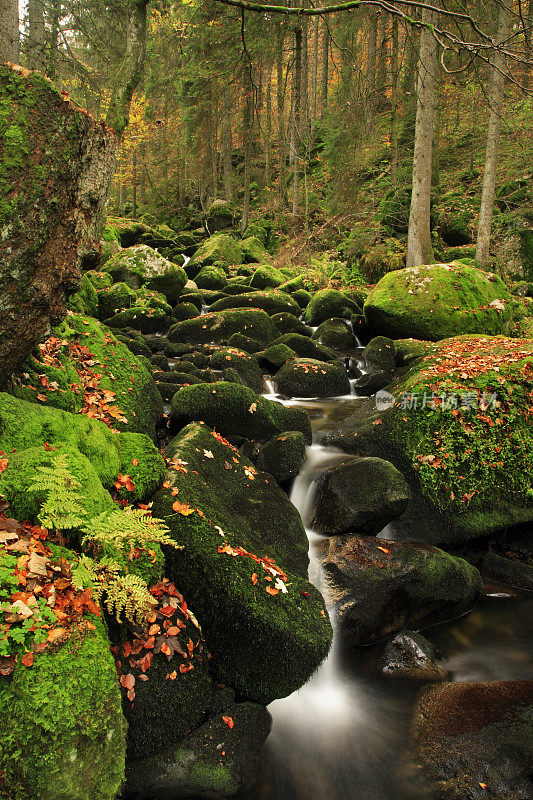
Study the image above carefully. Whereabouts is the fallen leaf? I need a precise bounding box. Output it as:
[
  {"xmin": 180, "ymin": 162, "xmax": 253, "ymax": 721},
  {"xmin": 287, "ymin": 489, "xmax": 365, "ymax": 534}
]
[{"xmin": 222, "ymin": 715, "xmax": 234, "ymax": 729}]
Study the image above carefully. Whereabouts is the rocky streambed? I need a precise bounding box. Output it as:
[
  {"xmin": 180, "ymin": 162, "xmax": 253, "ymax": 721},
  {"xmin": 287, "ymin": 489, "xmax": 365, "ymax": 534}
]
[{"xmin": 0, "ymin": 225, "xmax": 532, "ymax": 800}]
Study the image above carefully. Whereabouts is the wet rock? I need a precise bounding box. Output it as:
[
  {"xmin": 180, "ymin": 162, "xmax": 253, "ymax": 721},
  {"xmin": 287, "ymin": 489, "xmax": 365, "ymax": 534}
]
[
  {"xmin": 353, "ymin": 369, "xmax": 392, "ymax": 396},
  {"xmin": 203, "ymin": 198, "xmax": 235, "ymax": 233},
  {"xmin": 323, "ymin": 536, "xmax": 483, "ymax": 645},
  {"xmin": 311, "ymin": 319, "xmax": 356, "ymax": 350},
  {"xmin": 308, "ymin": 456, "xmax": 411, "ymax": 535},
  {"xmin": 378, "ymin": 630, "xmax": 448, "ymax": 681},
  {"xmin": 257, "ymin": 431, "xmax": 306, "ymax": 484},
  {"xmin": 103, "ymin": 245, "xmax": 188, "ymax": 305},
  {"xmin": 257, "ymin": 343, "xmax": 299, "ymax": 371},
  {"xmin": 363, "ymin": 336, "xmax": 395, "ymax": 372},
  {"xmin": 168, "ymin": 309, "xmax": 277, "ymax": 346},
  {"xmin": 481, "ymin": 552, "xmax": 533, "ymax": 592},
  {"xmin": 209, "ymin": 347, "xmax": 263, "ymax": 393},
  {"xmin": 304, "ymin": 288, "xmax": 360, "ymax": 326},
  {"xmin": 271, "ymin": 312, "xmax": 314, "ymax": 337},
  {"xmin": 409, "ymin": 680, "xmax": 533, "ymax": 800},
  {"xmin": 273, "ymin": 333, "xmax": 338, "ymax": 362},
  {"xmin": 173, "ymin": 302, "xmax": 200, "ymax": 321},
  {"xmin": 210, "ymin": 290, "xmax": 301, "ymax": 317},
  {"xmin": 275, "ymin": 358, "xmax": 350, "ymax": 398}
]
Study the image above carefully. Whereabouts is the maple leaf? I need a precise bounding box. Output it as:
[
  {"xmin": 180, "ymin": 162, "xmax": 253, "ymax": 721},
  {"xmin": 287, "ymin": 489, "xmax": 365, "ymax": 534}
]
[{"xmin": 172, "ymin": 500, "xmax": 194, "ymax": 516}]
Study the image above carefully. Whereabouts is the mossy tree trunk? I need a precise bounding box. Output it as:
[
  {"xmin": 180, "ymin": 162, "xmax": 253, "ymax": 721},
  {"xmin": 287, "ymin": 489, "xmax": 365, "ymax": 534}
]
[{"xmin": 0, "ymin": 64, "xmax": 118, "ymax": 389}]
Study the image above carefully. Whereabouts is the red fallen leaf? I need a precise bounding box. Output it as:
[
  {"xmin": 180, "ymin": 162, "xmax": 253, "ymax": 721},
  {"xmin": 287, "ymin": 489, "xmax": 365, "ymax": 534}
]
[
  {"xmin": 0, "ymin": 459, "xmax": 8, "ymax": 474},
  {"xmin": 372, "ymin": 419, "xmax": 382, "ymax": 425},
  {"xmin": 160, "ymin": 605, "xmax": 175, "ymax": 617},
  {"xmin": 300, "ymin": 591, "xmax": 312, "ymax": 597},
  {"xmin": 377, "ymin": 546, "xmax": 390, "ymax": 554},
  {"xmin": 167, "ymin": 670, "xmax": 177, "ymax": 680},
  {"xmin": 123, "ymin": 641, "xmax": 132, "ymax": 658},
  {"xmin": 266, "ymin": 585, "xmax": 279, "ymax": 596},
  {"xmin": 138, "ymin": 652, "xmax": 153, "ymax": 673},
  {"xmin": 172, "ymin": 500, "xmax": 194, "ymax": 516},
  {"xmin": 37, "ymin": 393, "xmax": 48, "ymax": 402},
  {"xmin": 148, "ymin": 624, "xmax": 160, "ymax": 635},
  {"xmin": 138, "ymin": 674, "xmax": 148, "ymax": 681},
  {"xmin": 251, "ymin": 573, "xmax": 258, "ymax": 585},
  {"xmin": 0, "ymin": 654, "xmax": 18, "ymax": 675},
  {"xmin": 222, "ymin": 715, "xmax": 234, "ymax": 729},
  {"xmin": 160, "ymin": 642, "xmax": 172, "ymax": 656},
  {"xmin": 127, "ymin": 688, "xmax": 135, "ymax": 701},
  {"xmin": 21, "ymin": 652, "xmax": 34, "ymax": 667},
  {"xmin": 132, "ymin": 459, "xmax": 139, "ymax": 466},
  {"xmin": 120, "ymin": 673, "xmax": 135, "ymax": 690},
  {"xmin": 187, "ymin": 638, "xmax": 194, "ymax": 653},
  {"xmin": 166, "ymin": 626, "xmax": 180, "ymax": 636},
  {"xmin": 179, "ymin": 663, "xmax": 194, "ymax": 674}
]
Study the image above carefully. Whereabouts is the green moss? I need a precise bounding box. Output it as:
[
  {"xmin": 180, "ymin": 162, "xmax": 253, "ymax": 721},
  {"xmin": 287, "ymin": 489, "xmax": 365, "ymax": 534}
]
[
  {"xmin": 257, "ymin": 343, "xmax": 299, "ymax": 370},
  {"xmin": 85, "ymin": 271, "xmax": 113, "ymax": 291},
  {"xmin": 364, "ymin": 263, "xmax": 513, "ymax": 341},
  {"xmin": 103, "ymin": 245, "xmax": 187, "ymax": 304},
  {"xmin": 97, "ymin": 282, "xmax": 137, "ymax": 321},
  {"xmin": 273, "ymin": 333, "xmax": 338, "ymax": 362},
  {"xmin": 190, "ymin": 233, "xmax": 243, "ymax": 267},
  {"xmin": 275, "ymin": 358, "xmax": 351, "ymax": 398},
  {"xmin": 194, "ymin": 265, "xmax": 228, "ymax": 290},
  {"xmin": 69, "ymin": 275, "xmax": 99, "ymax": 318},
  {"xmin": 241, "ymin": 236, "xmax": 271, "ymax": 264},
  {"xmin": 0, "ymin": 619, "xmax": 126, "ymax": 800},
  {"xmin": 249, "ymin": 265, "xmax": 286, "ymax": 289},
  {"xmin": 305, "ymin": 288, "xmax": 360, "ymax": 325},
  {"xmin": 210, "ymin": 290, "xmax": 301, "ymax": 316},
  {"xmin": 209, "ymin": 347, "xmax": 263, "ymax": 392},
  {"xmin": 168, "ymin": 308, "xmax": 277, "ymax": 346}
]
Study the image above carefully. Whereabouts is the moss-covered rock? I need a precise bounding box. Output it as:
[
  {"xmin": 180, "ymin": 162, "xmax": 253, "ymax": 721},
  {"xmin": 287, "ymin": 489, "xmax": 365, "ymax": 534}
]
[
  {"xmin": 203, "ymin": 199, "xmax": 235, "ymax": 233},
  {"xmin": 271, "ymin": 312, "xmax": 314, "ymax": 337},
  {"xmin": 172, "ymin": 302, "xmax": 200, "ymax": 322},
  {"xmin": 275, "ymin": 358, "xmax": 350, "ymax": 398},
  {"xmin": 103, "ymin": 245, "xmax": 187, "ymax": 304},
  {"xmin": 105, "ymin": 305, "xmax": 174, "ymax": 334},
  {"xmin": 305, "ymin": 288, "xmax": 360, "ymax": 325},
  {"xmin": 241, "ymin": 236, "xmax": 271, "ymax": 263},
  {"xmin": 0, "ymin": 619, "xmax": 126, "ymax": 800},
  {"xmin": 0, "ymin": 393, "xmax": 165, "ymax": 503},
  {"xmin": 190, "ymin": 234, "xmax": 243, "ymax": 267},
  {"xmin": 210, "ymin": 290, "xmax": 301, "ymax": 317},
  {"xmin": 98, "ymin": 282, "xmax": 137, "ymax": 321},
  {"xmin": 194, "ymin": 265, "xmax": 228, "ymax": 291},
  {"xmin": 168, "ymin": 309, "xmax": 277, "ymax": 346},
  {"xmin": 325, "ymin": 335, "xmax": 533, "ymax": 543},
  {"xmin": 227, "ymin": 333, "xmax": 263, "ymax": 353},
  {"xmin": 151, "ymin": 423, "xmax": 332, "ymax": 702},
  {"xmin": 69, "ymin": 274, "xmax": 99, "ymax": 318},
  {"xmin": 257, "ymin": 343, "xmax": 299, "ymax": 371},
  {"xmin": 363, "ymin": 336, "xmax": 396, "ymax": 371},
  {"xmin": 323, "ymin": 536, "xmax": 482, "ymax": 645},
  {"xmin": 249, "ymin": 265, "xmax": 286, "ymax": 289},
  {"xmin": 85, "ymin": 271, "xmax": 114, "ymax": 292},
  {"xmin": 170, "ymin": 381, "xmax": 311, "ymax": 442},
  {"xmin": 209, "ymin": 347, "xmax": 263, "ymax": 393},
  {"xmin": 311, "ymin": 318, "xmax": 356, "ymax": 350},
  {"xmin": 11, "ymin": 314, "xmax": 162, "ymax": 438},
  {"xmin": 364, "ymin": 263, "xmax": 513, "ymax": 341},
  {"xmin": 273, "ymin": 333, "xmax": 338, "ymax": 362},
  {"xmin": 257, "ymin": 431, "xmax": 306, "ymax": 484}
]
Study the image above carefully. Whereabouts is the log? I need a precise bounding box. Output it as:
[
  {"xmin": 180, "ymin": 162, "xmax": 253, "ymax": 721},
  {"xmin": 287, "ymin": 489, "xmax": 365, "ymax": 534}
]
[{"xmin": 0, "ymin": 64, "xmax": 118, "ymax": 387}]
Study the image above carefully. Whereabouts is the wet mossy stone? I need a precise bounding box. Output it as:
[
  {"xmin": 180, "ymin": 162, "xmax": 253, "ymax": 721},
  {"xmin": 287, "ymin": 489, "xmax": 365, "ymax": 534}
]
[
  {"xmin": 105, "ymin": 306, "xmax": 174, "ymax": 335},
  {"xmin": 249, "ymin": 265, "xmax": 286, "ymax": 289},
  {"xmin": 209, "ymin": 347, "xmax": 263, "ymax": 393},
  {"xmin": 194, "ymin": 265, "xmax": 228, "ymax": 291},
  {"xmin": 363, "ymin": 263, "xmax": 513, "ymax": 341},
  {"xmin": 210, "ymin": 290, "xmax": 301, "ymax": 316},
  {"xmin": 257, "ymin": 343, "xmax": 299, "ymax": 371},
  {"xmin": 69, "ymin": 274, "xmax": 99, "ymax": 318},
  {"xmin": 271, "ymin": 312, "xmax": 314, "ymax": 337},
  {"xmin": 241, "ymin": 236, "xmax": 271, "ymax": 263},
  {"xmin": 11, "ymin": 314, "xmax": 162, "ymax": 438},
  {"xmin": 307, "ymin": 456, "xmax": 411, "ymax": 535},
  {"xmin": 0, "ymin": 393, "xmax": 165, "ymax": 503},
  {"xmin": 393, "ymin": 338, "xmax": 433, "ymax": 366},
  {"xmin": 305, "ymin": 288, "xmax": 360, "ymax": 325},
  {"xmin": 377, "ymin": 630, "xmax": 448, "ymax": 681},
  {"xmin": 190, "ymin": 233, "xmax": 243, "ymax": 267},
  {"xmin": 168, "ymin": 309, "xmax": 277, "ymax": 346},
  {"xmin": 203, "ymin": 198, "xmax": 235, "ymax": 233},
  {"xmin": 176, "ymin": 291, "xmax": 204, "ymax": 311},
  {"xmin": 151, "ymin": 423, "xmax": 332, "ymax": 702},
  {"xmin": 0, "ymin": 619, "xmax": 126, "ymax": 800},
  {"xmin": 273, "ymin": 333, "xmax": 338, "ymax": 362},
  {"xmin": 481, "ymin": 551, "xmax": 533, "ymax": 592},
  {"xmin": 115, "ymin": 336, "xmax": 152, "ymax": 359},
  {"xmin": 170, "ymin": 381, "xmax": 311, "ymax": 443},
  {"xmin": 172, "ymin": 302, "xmax": 200, "ymax": 322},
  {"xmin": 279, "ymin": 275, "xmax": 305, "ymax": 294},
  {"xmin": 224, "ymin": 282, "xmax": 254, "ymax": 295},
  {"xmin": 411, "ymin": 681, "xmax": 533, "ymax": 800},
  {"xmin": 311, "ymin": 318, "xmax": 356, "ymax": 350},
  {"xmin": 85, "ymin": 271, "xmax": 113, "ymax": 292},
  {"xmin": 257, "ymin": 431, "xmax": 306, "ymax": 484},
  {"xmin": 103, "ymin": 245, "xmax": 187, "ymax": 304},
  {"xmin": 227, "ymin": 333, "xmax": 263, "ymax": 353},
  {"xmin": 135, "ymin": 287, "xmax": 172, "ymax": 315},
  {"xmin": 293, "ymin": 288, "xmax": 313, "ymax": 309},
  {"xmin": 150, "ymin": 353, "xmax": 169, "ymax": 371},
  {"xmin": 125, "ymin": 697, "xmax": 271, "ymax": 799},
  {"xmin": 323, "ymin": 536, "xmax": 482, "ymax": 645},
  {"xmin": 363, "ymin": 336, "xmax": 396, "ymax": 372},
  {"xmin": 97, "ymin": 282, "xmax": 137, "ymax": 321},
  {"xmin": 0, "ymin": 443, "xmax": 114, "ymax": 528},
  {"xmin": 325, "ymin": 335, "xmax": 533, "ymax": 544},
  {"xmin": 275, "ymin": 358, "xmax": 350, "ymax": 398}
]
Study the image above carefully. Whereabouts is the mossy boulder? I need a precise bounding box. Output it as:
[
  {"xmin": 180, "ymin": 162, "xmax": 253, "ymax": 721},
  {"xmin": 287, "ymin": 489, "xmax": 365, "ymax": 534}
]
[
  {"xmin": 105, "ymin": 305, "xmax": 174, "ymax": 335},
  {"xmin": 275, "ymin": 358, "xmax": 350, "ymax": 398},
  {"xmin": 257, "ymin": 431, "xmax": 306, "ymax": 484},
  {"xmin": 170, "ymin": 381, "xmax": 311, "ymax": 442},
  {"xmin": 364, "ymin": 263, "xmax": 513, "ymax": 341},
  {"xmin": 151, "ymin": 423, "xmax": 332, "ymax": 702},
  {"xmin": 271, "ymin": 312, "xmax": 313, "ymax": 337},
  {"xmin": 311, "ymin": 319, "xmax": 356, "ymax": 350},
  {"xmin": 325, "ymin": 335, "xmax": 533, "ymax": 544},
  {"xmin": 241, "ymin": 236, "xmax": 271, "ymax": 263},
  {"xmin": 172, "ymin": 302, "xmax": 200, "ymax": 322},
  {"xmin": 323, "ymin": 536, "xmax": 482, "ymax": 645},
  {"xmin": 103, "ymin": 245, "xmax": 187, "ymax": 304},
  {"xmin": 305, "ymin": 289, "xmax": 360, "ymax": 325},
  {"xmin": 85, "ymin": 271, "xmax": 114, "ymax": 292},
  {"xmin": 273, "ymin": 333, "xmax": 338, "ymax": 362},
  {"xmin": 194, "ymin": 265, "xmax": 228, "ymax": 291},
  {"xmin": 249, "ymin": 265, "xmax": 286, "ymax": 289},
  {"xmin": 0, "ymin": 393, "xmax": 165, "ymax": 503},
  {"xmin": 210, "ymin": 290, "xmax": 301, "ymax": 317},
  {"xmin": 168, "ymin": 309, "xmax": 277, "ymax": 346},
  {"xmin": 69, "ymin": 274, "xmax": 99, "ymax": 318},
  {"xmin": 209, "ymin": 347, "xmax": 263, "ymax": 393},
  {"xmin": 257, "ymin": 343, "xmax": 299, "ymax": 371},
  {"xmin": 97, "ymin": 282, "xmax": 137, "ymax": 321},
  {"xmin": 363, "ymin": 336, "xmax": 396, "ymax": 372},
  {"xmin": 190, "ymin": 234, "xmax": 243, "ymax": 267},
  {"xmin": 203, "ymin": 199, "xmax": 235, "ymax": 233},
  {"xmin": 227, "ymin": 333, "xmax": 263, "ymax": 353},
  {"xmin": 11, "ymin": 314, "xmax": 162, "ymax": 438},
  {"xmin": 0, "ymin": 619, "xmax": 126, "ymax": 800}
]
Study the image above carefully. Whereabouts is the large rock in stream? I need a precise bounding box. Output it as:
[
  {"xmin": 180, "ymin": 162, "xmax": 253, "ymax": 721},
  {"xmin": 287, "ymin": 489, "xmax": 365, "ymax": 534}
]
[
  {"xmin": 102, "ymin": 245, "xmax": 187, "ymax": 305},
  {"xmin": 151, "ymin": 422, "xmax": 333, "ymax": 703},
  {"xmin": 325, "ymin": 335, "xmax": 533, "ymax": 544},
  {"xmin": 0, "ymin": 64, "xmax": 118, "ymax": 388}
]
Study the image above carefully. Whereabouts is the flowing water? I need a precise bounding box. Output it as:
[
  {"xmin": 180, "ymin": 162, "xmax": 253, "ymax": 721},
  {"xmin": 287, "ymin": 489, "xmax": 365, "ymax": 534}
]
[{"xmin": 252, "ymin": 375, "xmax": 533, "ymax": 800}]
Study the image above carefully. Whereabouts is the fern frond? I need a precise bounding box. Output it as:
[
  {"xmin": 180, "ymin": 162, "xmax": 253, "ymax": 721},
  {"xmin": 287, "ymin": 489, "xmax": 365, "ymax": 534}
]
[
  {"xmin": 82, "ymin": 506, "xmax": 181, "ymax": 558},
  {"xmin": 71, "ymin": 554, "xmax": 154, "ymax": 624},
  {"xmin": 28, "ymin": 453, "xmax": 87, "ymax": 530}
]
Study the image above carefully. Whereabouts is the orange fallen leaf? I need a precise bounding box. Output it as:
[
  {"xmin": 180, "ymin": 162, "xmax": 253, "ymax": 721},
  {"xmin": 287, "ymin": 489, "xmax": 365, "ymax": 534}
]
[
  {"xmin": 21, "ymin": 652, "xmax": 34, "ymax": 667},
  {"xmin": 172, "ymin": 500, "xmax": 194, "ymax": 516},
  {"xmin": 222, "ymin": 715, "xmax": 234, "ymax": 729}
]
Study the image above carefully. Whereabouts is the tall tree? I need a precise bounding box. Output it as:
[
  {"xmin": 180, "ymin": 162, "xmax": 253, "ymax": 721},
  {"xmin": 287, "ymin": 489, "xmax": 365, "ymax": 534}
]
[
  {"xmin": 476, "ymin": 4, "xmax": 512, "ymax": 266},
  {"xmin": 28, "ymin": 0, "xmax": 46, "ymax": 71},
  {"xmin": 406, "ymin": 6, "xmax": 439, "ymax": 268},
  {"xmin": 0, "ymin": 0, "xmax": 19, "ymax": 63}
]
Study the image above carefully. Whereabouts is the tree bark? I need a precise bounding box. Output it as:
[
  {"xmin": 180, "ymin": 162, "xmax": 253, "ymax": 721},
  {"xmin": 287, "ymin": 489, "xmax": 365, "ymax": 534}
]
[
  {"xmin": 276, "ymin": 24, "xmax": 288, "ymax": 208},
  {"xmin": 320, "ymin": 20, "xmax": 329, "ymax": 113},
  {"xmin": 406, "ymin": 9, "xmax": 439, "ymax": 269},
  {"xmin": 292, "ymin": 23, "xmax": 302, "ymax": 218},
  {"xmin": 311, "ymin": 16, "xmax": 319, "ymax": 123},
  {"xmin": 46, "ymin": 0, "xmax": 62, "ymax": 81},
  {"xmin": 0, "ymin": 0, "xmax": 19, "ymax": 63},
  {"xmin": 0, "ymin": 64, "xmax": 118, "ymax": 388},
  {"xmin": 265, "ymin": 71, "xmax": 272, "ymax": 187},
  {"xmin": 222, "ymin": 88, "xmax": 233, "ymax": 200},
  {"xmin": 476, "ymin": 4, "xmax": 511, "ymax": 266},
  {"xmin": 106, "ymin": 0, "xmax": 149, "ymax": 142},
  {"xmin": 241, "ymin": 68, "xmax": 253, "ymax": 233},
  {"xmin": 28, "ymin": 0, "xmax": 46, "ymax": 72},
  {"xmin": 390, "ymin": 16, "xmax": 399, "ymax": 187}
]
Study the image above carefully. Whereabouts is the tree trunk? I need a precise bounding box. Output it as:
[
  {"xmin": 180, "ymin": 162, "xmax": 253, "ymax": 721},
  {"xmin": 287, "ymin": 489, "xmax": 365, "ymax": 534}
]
[
  {"xmin": 46, "ymin": 0, "xmax": 61, "ymax": 81},
  {"xmin": 390, "ymin": 17, "xmax": 399, "ymax": 187},
  {"xmin": 28, "ymin": 0, "xmax": 46, "ymax": 72},
  {"xmin": 106, "ymin": 0, "xmax": 149, "ymax": 142},
  {"xmin": 265, "ymin": 72, "xmax": 272, "ymax": 187},
  {"xmin": 311, "ymin": 16, "xmax": 319, "ymax": 124},
  {"xmin": 365, "ymin": 10, "xmax": 378, "ymax": 124},
  {"xmin": 406, "ymin": 9, "xmax": 439, "ymax": 269},
  {"xmin": 292, "ymin": 24, "xmax": 302, "ymax": 218},
  {"xmin": 241, "ymin": 70, "xmax": 253, "ymax": 233},
  {"xmin": 0, "ymin": 0, "xmax": 19, "ymax": 63},
  {"xmin": 222, "ymin": 88, "xmax": 233, "ymax": 200},
  {"xmin": 276, "ymin": 24, "xmax": 287, "ymax": 208},
  {"xmin": 132, "ymin": 151, "xmax": 138, "ymax": 218},
  {"xmin": 476, "ymin": 4, "xmax": 511, "ymax": 266},
  {"xmin": 320, "ymin": 20, "xmax": 329, "ymax": 113},
  {"xmin": 0, "ymin": 63, "xmax": 117, "ymax": 388}
]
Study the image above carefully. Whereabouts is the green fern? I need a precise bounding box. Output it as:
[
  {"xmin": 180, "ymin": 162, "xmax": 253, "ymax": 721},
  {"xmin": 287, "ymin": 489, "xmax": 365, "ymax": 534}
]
[
  {"xmin": 82, "ymin": 506, "xmax": 181, "ymax": 559},
  {"xmin": 72, "ymin": 554, "xmax": 155, "ymax": 624},
  {"xmin": 28, "ymin": 453, "xmax": 87, "ymax": 530}
]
